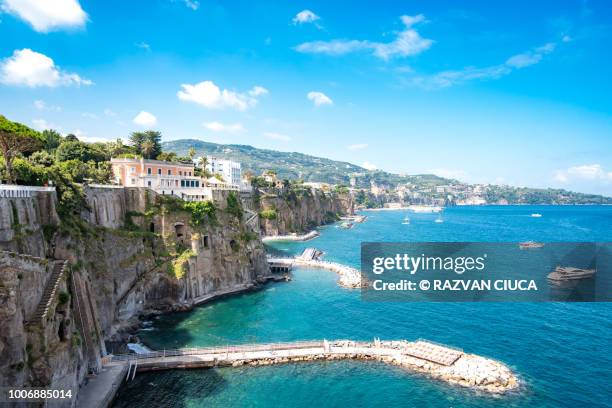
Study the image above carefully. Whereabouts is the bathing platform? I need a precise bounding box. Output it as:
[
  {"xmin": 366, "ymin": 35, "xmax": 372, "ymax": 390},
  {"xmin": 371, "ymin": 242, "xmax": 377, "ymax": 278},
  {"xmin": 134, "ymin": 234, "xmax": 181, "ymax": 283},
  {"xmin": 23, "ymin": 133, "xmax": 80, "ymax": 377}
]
[{"xmin": 99, "ymin": 338, "xmax": 517, "ymax": 397}]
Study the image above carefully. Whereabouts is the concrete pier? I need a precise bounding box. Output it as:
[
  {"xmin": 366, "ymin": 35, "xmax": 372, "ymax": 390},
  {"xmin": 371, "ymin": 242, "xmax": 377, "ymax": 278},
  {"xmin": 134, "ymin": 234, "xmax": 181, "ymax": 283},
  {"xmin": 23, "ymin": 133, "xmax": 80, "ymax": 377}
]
[{"xmin": 105, "ymin": 339, "xmax": 518, "ymax": 395}]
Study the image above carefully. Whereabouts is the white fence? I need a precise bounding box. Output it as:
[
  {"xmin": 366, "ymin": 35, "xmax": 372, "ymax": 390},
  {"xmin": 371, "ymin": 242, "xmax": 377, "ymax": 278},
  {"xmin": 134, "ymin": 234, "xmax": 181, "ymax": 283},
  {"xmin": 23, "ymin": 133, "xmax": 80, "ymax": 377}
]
[{"xmin": 0, "ymin": 185, "xmax": 55, "ymax": 198}]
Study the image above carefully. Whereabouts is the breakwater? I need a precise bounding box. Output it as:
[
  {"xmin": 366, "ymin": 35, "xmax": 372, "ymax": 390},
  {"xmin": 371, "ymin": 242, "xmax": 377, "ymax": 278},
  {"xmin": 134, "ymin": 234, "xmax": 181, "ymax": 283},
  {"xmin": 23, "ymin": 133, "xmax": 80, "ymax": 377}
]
[
  {"xmin": 294, "ymin": 259, "xmax": 363, "ymax": 288},
  {"xmin": 262, "ymin": 230, "xmax": 320, "ymax": 242},
  {"xmin": 105, "ymin": 339, "xmax": 518, "ymax": 395}
]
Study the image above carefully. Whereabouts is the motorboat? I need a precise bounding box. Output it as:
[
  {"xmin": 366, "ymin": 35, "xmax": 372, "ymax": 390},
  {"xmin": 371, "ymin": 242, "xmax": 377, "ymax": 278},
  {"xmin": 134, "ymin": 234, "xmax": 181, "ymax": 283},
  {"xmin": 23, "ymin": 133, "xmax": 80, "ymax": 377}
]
[
  {"xmin": 519, "ymin": 241, "xmax": 544, "ymax": 249},
  {"xmin": 547, "ymin": 266, "xmax": 596, "ymax": 281}
]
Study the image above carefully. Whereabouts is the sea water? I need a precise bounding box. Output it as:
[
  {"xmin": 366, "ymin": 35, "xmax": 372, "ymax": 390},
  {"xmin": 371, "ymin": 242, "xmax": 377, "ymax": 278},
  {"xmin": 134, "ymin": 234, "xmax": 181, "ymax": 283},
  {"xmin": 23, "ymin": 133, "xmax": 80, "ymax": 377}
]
[{"xmin": 113, "ymin": 206, "xmax": 612, "ymax": 407}]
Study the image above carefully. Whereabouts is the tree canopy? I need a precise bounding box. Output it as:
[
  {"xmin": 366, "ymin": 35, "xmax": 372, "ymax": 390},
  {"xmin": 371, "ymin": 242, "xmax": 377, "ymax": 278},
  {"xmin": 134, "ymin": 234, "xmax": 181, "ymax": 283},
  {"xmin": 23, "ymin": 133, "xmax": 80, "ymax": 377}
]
[{"xmin": 0, "ymin": 115, "xmax": 44, "ymax": 183}]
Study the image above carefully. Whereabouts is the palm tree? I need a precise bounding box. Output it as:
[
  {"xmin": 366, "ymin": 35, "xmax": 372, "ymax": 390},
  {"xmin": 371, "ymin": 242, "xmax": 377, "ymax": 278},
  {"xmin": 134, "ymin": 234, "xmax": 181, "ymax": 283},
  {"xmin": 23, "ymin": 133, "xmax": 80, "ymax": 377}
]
[
  {"xmin": 141, "ymin": 140, "xmax": 155, "ymax": 159},
  {"xmin": 188, "ymin": 147, "xmax": 196, "ymax": 160}
]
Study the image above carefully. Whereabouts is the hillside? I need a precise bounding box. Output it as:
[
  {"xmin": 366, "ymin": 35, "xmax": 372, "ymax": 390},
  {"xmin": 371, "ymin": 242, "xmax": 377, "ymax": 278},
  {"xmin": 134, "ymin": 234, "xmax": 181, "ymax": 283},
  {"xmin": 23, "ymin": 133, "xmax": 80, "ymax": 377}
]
[{"xmin": 162, "ymin": 139, "xmax": 449, "ymax": 188}]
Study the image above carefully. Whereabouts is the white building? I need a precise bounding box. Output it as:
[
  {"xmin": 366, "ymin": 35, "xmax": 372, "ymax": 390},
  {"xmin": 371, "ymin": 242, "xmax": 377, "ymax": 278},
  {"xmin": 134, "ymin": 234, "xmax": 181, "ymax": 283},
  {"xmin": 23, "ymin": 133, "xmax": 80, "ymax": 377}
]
[
  {"xmin": 111, "ymin": 157, "xmax": 213, "ymax": 201},
  {"xmin": 202, "ymin": 157, "xmax": 241, "ymax": 187}
]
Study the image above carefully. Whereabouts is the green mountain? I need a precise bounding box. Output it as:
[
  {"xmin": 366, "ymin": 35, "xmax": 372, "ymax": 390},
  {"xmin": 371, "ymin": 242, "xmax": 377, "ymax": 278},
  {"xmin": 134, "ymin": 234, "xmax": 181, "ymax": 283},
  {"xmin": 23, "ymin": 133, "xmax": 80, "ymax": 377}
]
[
  {"xmin": 162, "ymin": 139, "xmax": 450, "ymax": 187},
  {"xmin": 162, "ymin": 139, "xmax": 611, "ymax": 204}
]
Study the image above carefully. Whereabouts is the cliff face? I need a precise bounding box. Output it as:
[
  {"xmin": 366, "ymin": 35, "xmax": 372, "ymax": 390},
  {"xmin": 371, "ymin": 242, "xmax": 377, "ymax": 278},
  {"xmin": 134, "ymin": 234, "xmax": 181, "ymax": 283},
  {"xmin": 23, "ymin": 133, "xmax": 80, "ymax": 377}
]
[
  {"xmin": 257, "ymin": 189, "xmax": 354, "ymax": 236},
  {"xmin": 0, "ymin": 187, "xmax": 268, "ymax": 403}
]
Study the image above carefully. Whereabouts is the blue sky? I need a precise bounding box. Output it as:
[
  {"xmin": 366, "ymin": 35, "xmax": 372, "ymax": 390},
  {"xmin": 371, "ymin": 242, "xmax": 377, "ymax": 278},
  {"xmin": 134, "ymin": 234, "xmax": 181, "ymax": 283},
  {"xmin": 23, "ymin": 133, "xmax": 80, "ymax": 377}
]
[{"xmin": 1, "ymin": 0, "xmax": 611, "ymax": 195}]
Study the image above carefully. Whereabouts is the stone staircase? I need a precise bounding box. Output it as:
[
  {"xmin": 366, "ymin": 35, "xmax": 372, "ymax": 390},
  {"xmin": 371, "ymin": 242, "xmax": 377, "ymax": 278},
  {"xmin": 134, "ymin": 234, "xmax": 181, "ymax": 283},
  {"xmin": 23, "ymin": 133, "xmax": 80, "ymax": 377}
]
[
  {"xmin": 243, "ymin": 208, "xmax": 260, "ymax": 232},
  {"xmin": 27, "ymin": 260, "xmax": 68, "ymax": 326}
]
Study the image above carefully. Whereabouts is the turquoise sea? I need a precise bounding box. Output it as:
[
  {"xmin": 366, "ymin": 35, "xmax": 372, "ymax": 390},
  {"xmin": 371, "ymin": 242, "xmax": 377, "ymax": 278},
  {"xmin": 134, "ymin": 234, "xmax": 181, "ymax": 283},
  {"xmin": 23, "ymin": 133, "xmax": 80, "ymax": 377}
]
[{"xmin": 113, "ymin": 206, "xmax": 612, "ymax": 408}]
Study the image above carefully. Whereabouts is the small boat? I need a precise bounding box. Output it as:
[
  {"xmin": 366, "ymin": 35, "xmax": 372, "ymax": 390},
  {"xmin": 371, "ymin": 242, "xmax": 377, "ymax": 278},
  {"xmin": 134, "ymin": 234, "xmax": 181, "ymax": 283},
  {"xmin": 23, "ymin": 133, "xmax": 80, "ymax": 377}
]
[
  {"xmin": 519, "ymin": 241, "xmax": 544, "ymax": 249},
  {"xmin": 402, "ymin": 215, "xmax": 410, "ymax": 224},
  {"xmin": 547, "ymin": 266, "xmax": 596, "ymax": 281},
  {"xmin": 434, "ymin": 215, "xmax": 443, "ymax": 223},
  {"xmin": 531, "ymin": 213, "xmax": 542, "ymax": 218}
]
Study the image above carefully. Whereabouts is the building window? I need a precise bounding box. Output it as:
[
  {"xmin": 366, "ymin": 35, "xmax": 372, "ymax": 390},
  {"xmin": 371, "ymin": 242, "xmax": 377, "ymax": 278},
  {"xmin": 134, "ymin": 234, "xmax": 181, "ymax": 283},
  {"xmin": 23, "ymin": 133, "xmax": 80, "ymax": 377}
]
[
  {"xmin": 179, "ymin": 171, "xmax": 182, "ymax": 176},
  {"xmin": 147, "ymin": 181, "xmax": 152, "ymax": 187},
  {"xmin": 195, "ymin": 181, "xmax": 199, "ymax": 187},
  {"xmin": 168, "ymin": 169, "xmax": 172, "ymax": 175},
  {"xmin": 181, "ymin": 180, "xmax": 185, "ymax": 187},
  {"xmin": 157, "ymin": 168, "xmax": 162, "ymax": 175},
  {"xmin": 130, "ymin": 167, "xmax": 135, "ymax": 173},
  {"xmin": 147, "ymin": 168, "xmax": 152, "ymax": 175},
  {"xmin": 203, "ymin": 235, "xmax": 209, "ymax": 248}
]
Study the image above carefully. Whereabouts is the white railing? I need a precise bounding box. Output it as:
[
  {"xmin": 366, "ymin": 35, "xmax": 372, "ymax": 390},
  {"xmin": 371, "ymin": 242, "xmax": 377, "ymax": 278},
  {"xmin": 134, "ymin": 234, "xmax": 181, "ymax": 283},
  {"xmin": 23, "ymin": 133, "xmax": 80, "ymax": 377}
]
[
  {"xmin": 109, "ymin": 341, "xmax": 325, "ymax": 362},
  {"xmin": 86, "ymin": 184, "xmax": 124, "ymax": 189},
  {"xmin": 0, "ymin": 185, "xmax": 55, "ymax": 198}
]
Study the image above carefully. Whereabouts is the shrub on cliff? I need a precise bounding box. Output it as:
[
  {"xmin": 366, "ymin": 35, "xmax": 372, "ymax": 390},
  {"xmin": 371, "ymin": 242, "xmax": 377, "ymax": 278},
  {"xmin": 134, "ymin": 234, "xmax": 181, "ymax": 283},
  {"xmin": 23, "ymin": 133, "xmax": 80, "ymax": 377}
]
[
  {"xmin": 170, "ymin": 249, "xmax": 196, "ymax": 279},
  {"xmin": 183, "ymin": 201, "xmax": 216, "ymax": 226},
  {"xmin": 259, "ymin": 209, "xmax": 277, "ymax": 220},
  {"xmin": 226, "ymin": 192, "xmax": 243, "ymax": 219}
]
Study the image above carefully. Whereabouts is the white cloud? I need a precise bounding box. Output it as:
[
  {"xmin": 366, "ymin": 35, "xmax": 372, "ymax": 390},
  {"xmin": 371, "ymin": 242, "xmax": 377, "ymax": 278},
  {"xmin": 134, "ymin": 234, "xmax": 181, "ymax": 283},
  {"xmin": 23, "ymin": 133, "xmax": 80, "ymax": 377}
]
[
  {"xmin": 562, "ymin": 35, "xmax": 572, "ymax": 43},
  {"xmin": 348, "ymin": 143, "xmax": 368, "ymax": 151},
  {"xmin": 183, "ymin": 0, "xmax": 199, "ymax": 10},
  {"xmin": 1, "ymin": 0, "xmax": 87, "ymax": 32},
  {"xmin": 132, "ymin": 111, "xmax": 157, "ymax": 127},
  {"xmin": 33, "ymin": 99, "xmax": 61, "ymax": 111},
  {"xmin": 429, "ymin": 168, "xmax": 469, "ymax": 181},
  {"xmin": 362, "ymin": 161, "xmax": 378, "ymax": 171},
  {"xmin": 295, "ymin": 14, "xmax": 433, "ymax": 60},
  {"xmin": 32, "ymin": 118, "xmax": 59, "ymax": 131},
  {"xmin": 292, "ymin": 10, "xmax": 319, "ymax": 25},
  {"xmin": 409, "ymin": 42, "xmax": 557, "ymax": 89},
  {"xmin": 81, "ymin": 112, "xmax": 99, "ymax": 119},
  {"xmin": 264, "ymin": 132, "xmax": 291, "ymax": 142},
  {"xmin": 506, "ymin": 43, "xmax": 554, "ymax": 68},
  {"xmin": 554, "ymin": 164, "xmax": 612, "ymax": 183},
  {"xmin": 307, "ymin": 91, "xmax": 333, "ymax": 106},
  {"xmin": 177, "ymin": 81, "xmax": 268, "ymax": 111},
  {"xmin": 203, "ymin": 121, "xmax": 244, "ymax": 133},
  {"xmin": 135, "ymin": 42, "xmax": 151, "ymax": 51},
  {"xmin": 0, "ymin": 48, "xmax": 92, "ymax": 87},
  {"xmin": 249, "ymin": 86, "xmax": 269, "ymax": 97},
  {"xmin": 103, "ymin": 108, "xmax": 116, "ymax": 117}
]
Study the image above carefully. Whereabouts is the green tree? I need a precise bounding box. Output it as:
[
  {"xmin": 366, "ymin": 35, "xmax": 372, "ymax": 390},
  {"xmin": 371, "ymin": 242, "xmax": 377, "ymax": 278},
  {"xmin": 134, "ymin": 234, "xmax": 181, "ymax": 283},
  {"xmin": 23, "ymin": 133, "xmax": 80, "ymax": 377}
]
[
  {"xmin": 129, "ymin": 131, "xmax": 146, "ymax": 151},
  {"xmin": 56, "ymin": 141, "xmax": 91, "ymax": 162},
  {"xmin": 143, "ymin": 130, "xmax": 162, "ymax": 159},
  {"xmin": 157, "ymin": 151, "xmax": 177, "ymax": 162},
  {"xmin": 129, "ymin": 130, "xmax": 162, "ymax": 159},
  {"xmin": 188, "ymin": 147, "xmax": 196, "ymax": 160},
  {"xmin": 42, "ymin": 129, "xmax": 61, "ymax": 151},
  {"xmin": 0, "ymin": 115, "xmax": 44, "ymax": 183},
  {"xmin": 29, "ymin": 150, "xmax": 55, "ymax": 167},
  {"xmin": 141, "ymin": 140, "xmax": 155, "ymax": 159}
]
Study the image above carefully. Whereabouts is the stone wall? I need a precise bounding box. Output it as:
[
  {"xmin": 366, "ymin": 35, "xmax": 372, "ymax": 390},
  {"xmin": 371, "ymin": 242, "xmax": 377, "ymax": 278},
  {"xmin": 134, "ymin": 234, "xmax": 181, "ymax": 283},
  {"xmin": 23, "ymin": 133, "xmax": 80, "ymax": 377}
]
[{"xmin": 0, "ymin": 191, "xmax": 59, "ymax": 257}]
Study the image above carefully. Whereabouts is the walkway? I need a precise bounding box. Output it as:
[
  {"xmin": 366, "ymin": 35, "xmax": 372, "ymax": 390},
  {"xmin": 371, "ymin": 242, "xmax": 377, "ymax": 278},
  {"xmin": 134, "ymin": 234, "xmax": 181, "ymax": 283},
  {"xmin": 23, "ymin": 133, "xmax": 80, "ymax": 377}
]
[{"xmin": 101, "ymin": 338, "xmax": 517, "ymax": 395}]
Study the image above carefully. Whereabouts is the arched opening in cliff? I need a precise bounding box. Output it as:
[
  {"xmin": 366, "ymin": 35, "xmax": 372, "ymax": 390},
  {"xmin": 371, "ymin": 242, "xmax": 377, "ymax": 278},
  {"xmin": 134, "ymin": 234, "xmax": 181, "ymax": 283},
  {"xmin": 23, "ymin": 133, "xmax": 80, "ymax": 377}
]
[
  {"xmin": 230, "ymin": 239, "xmax": 239, "ymax": 252},
  {"xmin": 150, "ymin": 222, "xmax": 155, "ymax": 233},
  {"xmin": 174, "ymin": 223, "xmax": 185, "ymax": 239}
]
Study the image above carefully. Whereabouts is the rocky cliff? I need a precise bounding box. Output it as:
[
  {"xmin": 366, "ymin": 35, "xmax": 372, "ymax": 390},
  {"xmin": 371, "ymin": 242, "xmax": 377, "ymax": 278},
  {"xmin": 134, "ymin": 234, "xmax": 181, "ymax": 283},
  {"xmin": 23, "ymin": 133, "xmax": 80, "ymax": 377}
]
[
  {"xmin": 0, "ymin": 186, "xmax": 269, "ymax": 406},
  {"xmin": 256, "ymin": 188, "xmax": 354, "ymax": 236}
]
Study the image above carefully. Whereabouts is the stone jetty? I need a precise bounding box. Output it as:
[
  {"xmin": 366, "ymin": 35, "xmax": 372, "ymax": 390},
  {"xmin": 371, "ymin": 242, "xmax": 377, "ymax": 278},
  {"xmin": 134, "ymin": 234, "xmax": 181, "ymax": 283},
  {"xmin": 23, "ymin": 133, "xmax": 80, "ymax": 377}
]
[
  {"xmin": 294, "ymin": 259, "xmax": 363, "ymax": 288},
  {"xmin": 105, "ymin": 339, "xmax": 518, "ymax": 395},
  {"xmin": 262, "ymin": 230, "xmax": 320, "ymax": 242}
]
